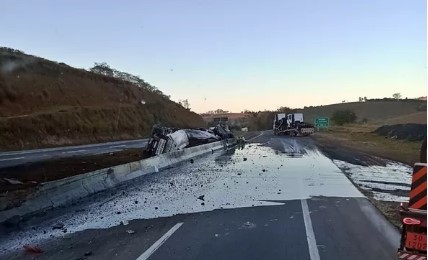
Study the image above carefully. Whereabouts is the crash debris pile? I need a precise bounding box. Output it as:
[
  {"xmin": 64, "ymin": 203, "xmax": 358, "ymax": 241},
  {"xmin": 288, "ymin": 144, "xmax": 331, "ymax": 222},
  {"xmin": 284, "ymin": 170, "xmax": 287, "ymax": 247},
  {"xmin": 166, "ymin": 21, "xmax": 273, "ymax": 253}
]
[{"xmin": 144, "ymin": 125, "xmax": 234, "ymax": 157}]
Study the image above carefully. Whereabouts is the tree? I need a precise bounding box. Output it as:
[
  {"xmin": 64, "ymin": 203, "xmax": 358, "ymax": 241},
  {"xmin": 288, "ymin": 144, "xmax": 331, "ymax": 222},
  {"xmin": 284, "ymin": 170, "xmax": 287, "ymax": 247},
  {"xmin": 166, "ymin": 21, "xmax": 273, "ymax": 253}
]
[
  {"xmin": 363, "ymin": 96, "xmax": 367, "ymax": 102},
  {"xmin": 393, "ymin": 93, "xmax": 402, "ymax": 100},
  {"xmin": 214, "ymin": 109, "xmax": 229, "ymax": 114},
  {"xmin": 277, "ymin": 106, "xmax": 292, "ymax": 112},
  {"xmin": 90, "ymin": 62, "xmax": 114, "ymax": 77},
  {"xmin": 331, "ymin": 109, "xmax": 357, "ymax": 126},
  {"xmin": 182, "ymin": 99, "xmax": 190, "ymax": 110},
  {"xmin": 178, "ymin": 99, "xmax": 190, "ymax": 110},
  {"xmin": 358, "ymin": 97, "xmax": 363, "ymax": 102}
]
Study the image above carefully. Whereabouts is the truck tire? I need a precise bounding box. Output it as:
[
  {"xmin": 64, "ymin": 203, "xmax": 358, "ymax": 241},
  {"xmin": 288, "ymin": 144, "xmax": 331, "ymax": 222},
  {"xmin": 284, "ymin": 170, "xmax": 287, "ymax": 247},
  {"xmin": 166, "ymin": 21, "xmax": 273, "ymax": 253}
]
[{"xmin": 421, "ymin": 137, "xmax": 427, "ymax": 163}]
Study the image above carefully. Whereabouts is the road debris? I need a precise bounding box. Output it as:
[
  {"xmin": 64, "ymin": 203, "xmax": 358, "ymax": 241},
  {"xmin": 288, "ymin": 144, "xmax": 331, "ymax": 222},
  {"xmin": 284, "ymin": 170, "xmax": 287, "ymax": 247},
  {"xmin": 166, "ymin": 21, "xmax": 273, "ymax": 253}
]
[
  {"xmin": 84, "ymin": 251, "xmax": 93, "ymax": 256},
  {"xmin": 240, "ymin": 221, "xmax": 256, "ymax": 229},
  {"xmin": 197, "ymin": 195, "xmax": 205, "ymax": 201},
  {"xmin": 126, "ymin": 229, "xmax": 135, "ymax": 234},
  {"xmin": 3, "ymin": 177, "xmax": 23, "ymax": 185},
  {"xmin": 52, "ymin": 222, "xmax": 65, "ymax": 230},
  {"xmin": 23, "ymin": 244, "xmax": 43, "ymax": 254}
]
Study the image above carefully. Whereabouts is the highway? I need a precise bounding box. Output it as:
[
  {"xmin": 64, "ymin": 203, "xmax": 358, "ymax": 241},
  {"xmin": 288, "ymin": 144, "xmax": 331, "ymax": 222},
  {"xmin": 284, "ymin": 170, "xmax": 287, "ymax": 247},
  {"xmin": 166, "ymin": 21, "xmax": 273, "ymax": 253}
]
[
  {"xmin": 0, "ymin": 139, "xmax": 148, "ymax": 169},
  {"xmin": 0, "ymin": 131, "xmax": 400, "ymax": 260}
]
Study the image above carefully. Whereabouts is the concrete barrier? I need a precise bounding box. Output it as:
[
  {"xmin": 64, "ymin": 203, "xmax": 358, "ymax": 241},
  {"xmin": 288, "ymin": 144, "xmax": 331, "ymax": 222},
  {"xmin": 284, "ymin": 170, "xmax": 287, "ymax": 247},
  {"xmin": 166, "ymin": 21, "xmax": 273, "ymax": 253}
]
[{"xmin": 0, "ymin": 138, "xmax": 235, "ymax": 225}]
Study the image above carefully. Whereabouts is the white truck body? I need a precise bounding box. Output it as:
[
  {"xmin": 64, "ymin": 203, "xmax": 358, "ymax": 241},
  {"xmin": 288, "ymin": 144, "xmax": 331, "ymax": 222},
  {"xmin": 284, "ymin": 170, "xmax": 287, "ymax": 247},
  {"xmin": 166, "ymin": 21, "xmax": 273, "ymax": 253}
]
[
  {"xmin": 286, "ymin": 113, "xmax": 303, "ymax": 127},
  {"xmin": 273, "ymin": 112, "xmax": 313, "ymax": 136}
]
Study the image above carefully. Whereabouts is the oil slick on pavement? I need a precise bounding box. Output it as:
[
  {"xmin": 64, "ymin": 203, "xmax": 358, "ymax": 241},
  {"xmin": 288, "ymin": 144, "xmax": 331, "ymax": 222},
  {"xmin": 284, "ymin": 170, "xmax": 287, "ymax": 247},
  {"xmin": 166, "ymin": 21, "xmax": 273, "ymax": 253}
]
[
  {"xmin": 332, "ymin": 160, "xmax": 412, "ymax": 202},
  {"xmin": 1, "ymin": 144, "xmax": 363, "ymax": 252},
  {"xmin": 0, "ymin": 137, "xmax": 409, "ymax": 254}
]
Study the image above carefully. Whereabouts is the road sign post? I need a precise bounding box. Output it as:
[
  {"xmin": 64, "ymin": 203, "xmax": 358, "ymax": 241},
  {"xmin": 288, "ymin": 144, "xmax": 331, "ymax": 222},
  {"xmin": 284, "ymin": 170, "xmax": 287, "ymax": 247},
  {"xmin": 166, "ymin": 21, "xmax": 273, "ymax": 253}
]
[{"xmin": 314, "ymin": 117, "xmax": 329, "ymax": 131}]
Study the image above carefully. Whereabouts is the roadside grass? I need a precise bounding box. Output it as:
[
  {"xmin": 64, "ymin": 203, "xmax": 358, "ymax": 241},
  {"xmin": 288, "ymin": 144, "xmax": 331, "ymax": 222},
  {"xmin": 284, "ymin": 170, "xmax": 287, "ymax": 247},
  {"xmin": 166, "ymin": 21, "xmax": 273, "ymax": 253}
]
[
  {"xmin": 0, "ymin": 50, "xmax": 206, "ymax": 150},
  {"xmin": 313, "ymin": 125, "xmax": 421, "ymax": 166},
  {"xmin": 313, "ymin": 124, "xmax": 419, "ymax": 229},
  {"xmin": 299, "ymin": 100, "xmax": 426, "ymax": 124}
]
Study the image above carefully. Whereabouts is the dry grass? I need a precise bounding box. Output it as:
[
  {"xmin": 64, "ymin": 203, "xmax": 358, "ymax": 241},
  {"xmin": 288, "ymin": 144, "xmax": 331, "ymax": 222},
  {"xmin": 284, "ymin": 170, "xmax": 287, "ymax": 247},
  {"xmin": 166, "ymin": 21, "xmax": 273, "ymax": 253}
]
[
  {"xmin": 298, "ymin": 101, "xmax": 426, "ymax": 124},
  {"xmin": 374, "ymin": 111, "xmax": 427, "ymax": 125},
  {"xmin": 314, "ymin": 125, "xmax": 421, "ymax": 165},
  {"xmin": 313, "ymin": 124, "xmax": 418, "ymax": 228},
  {"xmin": 0, "ymin": 49, "xmax": 206, "ymax": 150}
]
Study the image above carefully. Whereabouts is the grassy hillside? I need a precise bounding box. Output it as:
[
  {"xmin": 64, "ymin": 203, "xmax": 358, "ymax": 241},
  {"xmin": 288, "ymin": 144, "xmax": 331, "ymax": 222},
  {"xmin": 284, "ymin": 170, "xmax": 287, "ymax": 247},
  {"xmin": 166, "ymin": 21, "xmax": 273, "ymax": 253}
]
[
  {"xmin": 0, "ymin": 48, "xmax": 205, "ymax": 150},
  {"xmin": 297, "ymin": 101, "xmax": 426, "ymax": 125},
  {"xmin": 374, "ymin": 111, "xmax": 427, "ymax": 125}
]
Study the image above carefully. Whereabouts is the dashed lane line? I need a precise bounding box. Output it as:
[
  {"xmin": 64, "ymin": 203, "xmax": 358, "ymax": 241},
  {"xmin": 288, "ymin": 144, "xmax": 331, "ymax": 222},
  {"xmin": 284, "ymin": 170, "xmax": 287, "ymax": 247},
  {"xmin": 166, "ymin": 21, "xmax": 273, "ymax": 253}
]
[{"xmin": 136, "ymin": 222, "xmax": 184, "ymax": 260}]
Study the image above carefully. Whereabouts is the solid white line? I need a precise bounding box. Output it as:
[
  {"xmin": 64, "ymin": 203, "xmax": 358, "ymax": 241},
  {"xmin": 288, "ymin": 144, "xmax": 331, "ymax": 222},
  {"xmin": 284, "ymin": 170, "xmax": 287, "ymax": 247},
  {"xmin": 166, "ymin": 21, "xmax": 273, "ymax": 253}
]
[
  {"xmin": 136, "ymin": 222, "xmax": 183, "ymax": 260},
  {"xmin": 246, "ymin": 131, "xmax": 264, "ymax": 141},
  {"xmin": 0, "ymin": 157, "xmax": 24, "ymax": 162},
  {"xmin": 301, "ymin": 199, "xmax": 320, "ymax": 260},
  {"xmin": 0, "ymin": 139, "xmax": 148, "ymax": 156},
  {"xmin": 63, "ymin": 149, "xmax": 86, "ymax": 154},
  {"xmin": 110, "ymin": 145, "xmax": 126, "ymax": 148}
]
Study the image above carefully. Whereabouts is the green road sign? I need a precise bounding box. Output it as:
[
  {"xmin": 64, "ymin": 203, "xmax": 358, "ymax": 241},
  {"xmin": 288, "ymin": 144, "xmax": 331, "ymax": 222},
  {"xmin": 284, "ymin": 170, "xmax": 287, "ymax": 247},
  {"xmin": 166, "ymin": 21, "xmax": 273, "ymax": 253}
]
[{"xmin": 315, "ymin": 117, "xmax": 329, "ymax": 129}]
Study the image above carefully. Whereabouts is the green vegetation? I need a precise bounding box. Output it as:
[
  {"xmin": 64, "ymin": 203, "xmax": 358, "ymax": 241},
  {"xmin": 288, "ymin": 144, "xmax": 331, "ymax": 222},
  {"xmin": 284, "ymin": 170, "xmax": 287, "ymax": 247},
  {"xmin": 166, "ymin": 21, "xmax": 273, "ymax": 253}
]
[
  {"xmin": 331, "ymin": 109, "xmax": 357, "ymax": 125},
  {"xmin": 298, "ymin": 100, "xmax": 426, "ymax": 124}
]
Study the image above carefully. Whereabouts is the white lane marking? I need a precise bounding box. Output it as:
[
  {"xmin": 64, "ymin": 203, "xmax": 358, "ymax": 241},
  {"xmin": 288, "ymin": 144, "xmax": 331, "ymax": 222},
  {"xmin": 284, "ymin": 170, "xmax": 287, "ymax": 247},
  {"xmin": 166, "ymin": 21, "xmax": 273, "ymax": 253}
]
[
  {"xmin": 0, "ymin": 157, "xmax": 24, "ymax": 162},
  {"xmin": 63, "ymin": 149, "xmax": 86, "ymax": 154},
  {"xmin": 409, "ymin": 255, "xmax": 417, "ymax": 260},
  {"xmin": 246, "ymin": 131, "xmax": 264, "ymax": 141},
  {"xmin": 136, "ymin": 222, "xmax": 183, "ymax": 260},
  {"xmin": 110, "ymin": 145, "xmax": 126, "ymax": 148},
  {"xmin": 0, "ymin": 139, "xmax": 148, "ymax": 156},
  {"xmin": 301, "ymin": 199, "xmax": 321, "ymax": 260}
]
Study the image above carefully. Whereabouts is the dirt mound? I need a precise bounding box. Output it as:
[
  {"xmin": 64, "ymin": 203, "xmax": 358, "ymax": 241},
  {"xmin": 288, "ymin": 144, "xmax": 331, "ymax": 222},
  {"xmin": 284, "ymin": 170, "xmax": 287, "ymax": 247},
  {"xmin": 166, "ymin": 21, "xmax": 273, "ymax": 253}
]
[
  {"xmin": 0, "ymin": 47, "xmax": 205, "ymax": 150},
  {"xmin": 374, "ymin": 124, "xmax": 427, "ymax": 141}
]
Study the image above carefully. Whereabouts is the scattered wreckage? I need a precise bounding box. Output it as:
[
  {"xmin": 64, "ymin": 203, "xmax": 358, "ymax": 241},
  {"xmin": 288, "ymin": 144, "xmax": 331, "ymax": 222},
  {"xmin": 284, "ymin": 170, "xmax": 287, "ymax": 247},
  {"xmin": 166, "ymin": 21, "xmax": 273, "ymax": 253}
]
[{"xmin": 144, "ymin": 125, "xmax": 235, "ymax": 157}]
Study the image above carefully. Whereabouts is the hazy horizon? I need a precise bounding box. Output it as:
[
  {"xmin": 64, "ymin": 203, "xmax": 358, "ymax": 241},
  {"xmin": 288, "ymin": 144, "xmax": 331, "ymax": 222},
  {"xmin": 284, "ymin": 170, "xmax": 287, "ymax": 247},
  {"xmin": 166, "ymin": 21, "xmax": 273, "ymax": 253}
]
[{"xmin": 1, "ymin": 0, "xmax": 426, "ymax": 113}]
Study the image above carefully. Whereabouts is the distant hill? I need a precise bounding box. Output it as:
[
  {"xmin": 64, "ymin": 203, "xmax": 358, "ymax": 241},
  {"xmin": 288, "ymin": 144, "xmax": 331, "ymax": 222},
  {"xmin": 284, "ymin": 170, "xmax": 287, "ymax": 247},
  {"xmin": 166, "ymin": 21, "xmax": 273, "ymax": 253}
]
[
  {"xmin": 0, "ymin": 47, "xmax": 205, "ymax": 150},
  {"xmin": 297, "ymin": 100, "xmax": 427, "ymax": 125}
]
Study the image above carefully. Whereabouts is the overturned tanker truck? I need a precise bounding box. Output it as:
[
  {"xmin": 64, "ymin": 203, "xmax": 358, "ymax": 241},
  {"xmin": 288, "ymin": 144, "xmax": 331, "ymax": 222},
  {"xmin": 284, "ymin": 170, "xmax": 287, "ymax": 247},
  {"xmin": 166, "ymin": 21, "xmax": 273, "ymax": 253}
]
[{"xmin": 144, "ymin": 124, "xmax": 234, "ymax": 157}]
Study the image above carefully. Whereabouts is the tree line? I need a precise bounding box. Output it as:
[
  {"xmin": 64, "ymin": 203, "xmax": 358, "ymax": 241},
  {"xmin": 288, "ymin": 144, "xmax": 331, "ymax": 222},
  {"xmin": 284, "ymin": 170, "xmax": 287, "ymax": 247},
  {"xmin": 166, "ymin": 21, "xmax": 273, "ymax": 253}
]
[{"xmin": 89, "ymin": 62, "xmax": 170, "ymax": 100}]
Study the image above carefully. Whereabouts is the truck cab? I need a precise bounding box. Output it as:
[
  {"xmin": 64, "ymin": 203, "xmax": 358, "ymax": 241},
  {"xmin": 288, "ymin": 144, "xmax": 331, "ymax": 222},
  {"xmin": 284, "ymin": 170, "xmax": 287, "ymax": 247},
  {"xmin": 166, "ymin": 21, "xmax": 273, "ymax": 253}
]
[
  {"xmin": 273, "ymin": 113, "xmax": 314, "ymax": 136},
  {"xmin": 286, "ymin": 113, "xmax": 304, "ymax": 128}
]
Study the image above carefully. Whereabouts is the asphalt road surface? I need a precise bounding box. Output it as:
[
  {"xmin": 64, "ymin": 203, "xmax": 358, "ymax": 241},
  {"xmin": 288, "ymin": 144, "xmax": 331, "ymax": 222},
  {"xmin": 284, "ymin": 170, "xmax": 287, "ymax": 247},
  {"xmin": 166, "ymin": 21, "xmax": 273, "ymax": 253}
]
[
  {"xmin": 0, "ymin": 131, "xmax": 400, "ymax": 260},
  {"xmin": 0, "ymin": 139, "xmax": 148, "ymax": 169}
]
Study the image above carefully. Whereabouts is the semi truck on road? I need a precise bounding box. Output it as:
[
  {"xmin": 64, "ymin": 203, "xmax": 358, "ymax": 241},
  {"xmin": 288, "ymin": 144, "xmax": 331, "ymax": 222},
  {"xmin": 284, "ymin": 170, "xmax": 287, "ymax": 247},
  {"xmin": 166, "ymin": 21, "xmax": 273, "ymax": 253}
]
[{"xmin": 273, "ymin": 113, "xmax": 315, "ymax": 136}]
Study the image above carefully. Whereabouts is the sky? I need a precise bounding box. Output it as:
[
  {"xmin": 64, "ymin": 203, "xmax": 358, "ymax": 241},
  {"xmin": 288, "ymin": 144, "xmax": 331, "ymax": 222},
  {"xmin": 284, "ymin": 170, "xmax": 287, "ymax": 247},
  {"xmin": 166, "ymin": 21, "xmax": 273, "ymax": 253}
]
[{"xmin": 0, "ymin": 0, "xmax": 426, "ymax": 113}]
